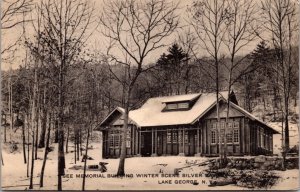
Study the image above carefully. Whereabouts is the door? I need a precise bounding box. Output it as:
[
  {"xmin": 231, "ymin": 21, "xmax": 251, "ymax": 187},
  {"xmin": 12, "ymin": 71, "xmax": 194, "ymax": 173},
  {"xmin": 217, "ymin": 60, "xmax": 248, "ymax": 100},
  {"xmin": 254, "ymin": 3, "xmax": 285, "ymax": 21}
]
[
  {"xmin": 157, "ymin": 132, "xmax": 163, "ymax": 156},
  {"xmin": 184, "ymin": 130, "xmax": 195, "ymax": 156},
  {"xmin": 141, "ymin": 132, "xmax": 152, "ymax": 156},
  {"xmin": 188, "ymin": 131, "xmax": 195, "ymax": 155}
]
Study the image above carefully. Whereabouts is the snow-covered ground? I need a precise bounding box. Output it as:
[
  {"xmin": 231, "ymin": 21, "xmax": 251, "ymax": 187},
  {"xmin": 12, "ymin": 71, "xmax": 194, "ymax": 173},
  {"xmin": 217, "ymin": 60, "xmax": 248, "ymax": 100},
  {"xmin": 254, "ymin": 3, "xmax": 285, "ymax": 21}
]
[
  {"xmin": 269, "ymin": 122, "xmax": 299, "ymax": 155},
  {"xmin": 1, "ymin": 141, "xmax": 299, "ymax": 190}
]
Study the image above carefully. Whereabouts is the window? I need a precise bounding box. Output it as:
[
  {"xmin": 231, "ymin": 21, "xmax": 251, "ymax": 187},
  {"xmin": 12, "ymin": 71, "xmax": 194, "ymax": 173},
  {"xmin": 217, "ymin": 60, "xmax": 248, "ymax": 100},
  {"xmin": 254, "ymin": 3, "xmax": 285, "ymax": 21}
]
[
  {"xmin": 172, "ymin": 131, "xmax": 178, "ymax": 143},
  {"xmin": 167, "ymin": 130, "xmax": 172, "ymax": 143},
  {"xmin": 126, "ymin": 130, "xmax": 131, "ymax": 148},
  {"xmin": 166, "ymin": 102, "xmax": 189, "ymax": 110},
  {"xmin": 212, "ymin": 122, "xmax": 217, "ymax": 129},
  {"xmin": 109, "ymin": 135, "xmax": 114, "ymax": 147},
  {"xmin": 211, "ymin": 130, "xmax": 216, "ymax": 144},
  {"xmin": 178, "ymin": 131, "xmax": 182, "ymax": 143},
  {"xmin": 184, "ymin": 132, "xmax": 188, "ymax": 144},
  {"xmin": 266, "ymin": 134, "xmax": 269, "ymax": 150},
  {"xmin": 141, "ymin": 135, "xmax": 144, "ymax": 148},
  {"xmin": 126, "ymin": 140, "xmax": 131, "ymax": 148},
  {"xmin": 233, "ymin": 129, "xmax": 239, "ymax": 143},
  {"xmin": 109, "ymin": 131, "xmax": 121, "ymax": 148},
  {"xmin": 220, "ymin": 129, "xmax": 225, "ymax": 143},
  {"xmin": 220, "ymin": 122, "xmax": 225, "ymax": 129},
  {"xmin": 261, "ymin": 128, "xmax": 264, "ymax": 148},
  {"xmin": 178, "ymin": 102, "xmax": 189, "ymax": 109},
  {"xmin": 226, "ymin": 130, "xmax": 233, "ymax": 143},
  {"xmin": 115, "ymin": 135, "xmax": 120, "ymax": 147},
  {"xmin": 257, "ymin": 128, "xmax": 260, "ymax": 146},
  {"xmin": 228, "ymin": 122, "xmax": 233, "ymax": 129},
  {"xmin": 166, "ymin": 104, "xmax": 177, "ymax": 110},
  {"xmin": 233, "ymin": 121, "xmax": 239, "ymax": 129}
]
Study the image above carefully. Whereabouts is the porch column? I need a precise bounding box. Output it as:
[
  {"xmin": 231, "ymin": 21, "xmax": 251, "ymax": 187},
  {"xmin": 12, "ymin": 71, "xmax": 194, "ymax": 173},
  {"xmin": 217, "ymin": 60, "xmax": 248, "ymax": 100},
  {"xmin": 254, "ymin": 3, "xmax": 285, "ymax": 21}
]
[
  {"xmin": 195, "ymin": 128, "xmax": 201, "ymax": 156},
  {"xmin": 136, "ymin": 130, "xmax": 141, "ymax": 157},
  {"xmin": 179, "ymin": 128, "xmax": 185, "ymax": 156},
  {"xmin": 155, "ymin": 129, "xmax": 158, "ymax": 154},
  {"xmin": 151, "ymin": 128, "xmax": 157, "ymax": 157}
]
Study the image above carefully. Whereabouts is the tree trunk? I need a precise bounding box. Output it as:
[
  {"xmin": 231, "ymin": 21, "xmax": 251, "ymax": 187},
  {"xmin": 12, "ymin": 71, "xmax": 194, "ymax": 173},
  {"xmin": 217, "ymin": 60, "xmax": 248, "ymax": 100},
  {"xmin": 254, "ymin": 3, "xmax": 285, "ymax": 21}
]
[
  {"xmin": 79, "ymin": 129, "xmax": 82, "ymax": 156},
  {"xmin": 66, "ymin": 126, "xmax": 69, "ymax": 153},
  {"xmin": 29, "ymin": 130, "xmax": 35, "ymax": 189},
  {"xmin": 284, "ymin": 109, "xmax": 289, "ymax": 149},
  {"xmin": 39, "ymin": 88, "xmax": 47, "ymax": 148},
  {"xmin": 40, "ymin": 112, "xmax": 51, "ymax": 187},
  {"xmin": 74, "ymin": 130, "xmax": 77, "ymax": 164},
  {"xmin": 224, "ymin": 89, "xmax": 231, "ymax": 161},
  {"xmin": 77, "ymin": 130, "xmax": 80, "ymax": 161},
  {"xmin": 82, "ymin": 124, "xmax": 90, "ymax": 191},
  {"xmin": 117, "ymin": 98, "xmax": 129, "ymax": 176},
  {"xmin": 54, "ymin": 120, "xmax": 59, "ymax": 143},
  {"xmin": 38, "ymin": 107, "xmax": 47, "ymax": 148},
  {"xmin": 1, "ymin": 152, "xmax": 3, "ymax": 166},
  {"xmin": 57, "ymin": 64, "xmax": 65, "ymax": 190},
  {"xmin": 27, "ymin": 114, "xmax": 30, "ymax": 177},
  {"xmin": 22, "ymin": 116, "xmax": 27, "ymax": 164},
  {"xmin": 35, "ymin": 105, "xmax": 39, "ymax": 160},
  {"xmin": 4, "ymin": 114, "xmax": 7, "ymax": 143}
]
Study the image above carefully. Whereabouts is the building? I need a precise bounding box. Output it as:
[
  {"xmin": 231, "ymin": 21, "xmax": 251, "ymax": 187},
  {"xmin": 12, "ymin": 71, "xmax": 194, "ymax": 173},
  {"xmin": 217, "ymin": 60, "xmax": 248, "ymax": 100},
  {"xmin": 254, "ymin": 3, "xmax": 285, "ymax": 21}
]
[{"xmin": 97, "ymin": 91, "xmax": 279, "ymax": 158}]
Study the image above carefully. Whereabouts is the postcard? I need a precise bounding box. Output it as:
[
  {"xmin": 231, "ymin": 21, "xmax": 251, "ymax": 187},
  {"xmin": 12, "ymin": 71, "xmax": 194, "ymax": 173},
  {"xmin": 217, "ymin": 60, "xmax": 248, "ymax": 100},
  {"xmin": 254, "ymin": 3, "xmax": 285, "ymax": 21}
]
[{"xmin": 1, "ymin": 0, "xmax": 299, "ymax": 191}]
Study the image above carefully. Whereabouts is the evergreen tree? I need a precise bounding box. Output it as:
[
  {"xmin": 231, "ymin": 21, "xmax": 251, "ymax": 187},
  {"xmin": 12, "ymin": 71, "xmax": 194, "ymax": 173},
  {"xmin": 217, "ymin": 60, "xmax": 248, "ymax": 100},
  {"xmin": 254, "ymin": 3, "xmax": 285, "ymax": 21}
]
[{"xmin": 156, "ymin": 43, "xmax": 189, "ymax": 95}]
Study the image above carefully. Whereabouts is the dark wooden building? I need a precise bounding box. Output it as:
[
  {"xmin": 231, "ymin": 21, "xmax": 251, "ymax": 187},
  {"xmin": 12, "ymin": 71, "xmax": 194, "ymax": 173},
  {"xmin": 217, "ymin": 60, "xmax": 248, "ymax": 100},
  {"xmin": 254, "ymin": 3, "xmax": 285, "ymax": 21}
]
[{"xmin": 97, "ymin": 91, "xmax": 279, "ymax": 158}]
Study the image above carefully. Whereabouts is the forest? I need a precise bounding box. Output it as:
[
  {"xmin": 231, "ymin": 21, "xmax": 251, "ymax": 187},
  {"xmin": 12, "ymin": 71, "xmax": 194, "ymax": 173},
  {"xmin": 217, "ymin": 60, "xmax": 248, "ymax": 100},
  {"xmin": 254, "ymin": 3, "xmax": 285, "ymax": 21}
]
[{"xmin": 1, "ymin": 0, "xmax": 299, "ymax": 190}]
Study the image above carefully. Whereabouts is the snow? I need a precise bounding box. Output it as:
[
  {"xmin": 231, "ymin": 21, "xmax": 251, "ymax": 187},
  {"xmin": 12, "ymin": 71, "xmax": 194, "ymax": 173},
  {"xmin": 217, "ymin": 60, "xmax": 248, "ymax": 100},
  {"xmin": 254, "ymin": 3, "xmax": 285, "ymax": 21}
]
[
  {"xmin": 273, "ymin": 169, "xmax": 300, "ymax": 190},
  {"xmin": 2, "ymin": 140, "xmax": 299, "ymax": 190},
  {"xmin": 269, "ymin": 122, "xmax": 299, "ymax": 155},
  {"xmin": 128, "ymin": 92, "xmax": 229, "ymax": 127}
]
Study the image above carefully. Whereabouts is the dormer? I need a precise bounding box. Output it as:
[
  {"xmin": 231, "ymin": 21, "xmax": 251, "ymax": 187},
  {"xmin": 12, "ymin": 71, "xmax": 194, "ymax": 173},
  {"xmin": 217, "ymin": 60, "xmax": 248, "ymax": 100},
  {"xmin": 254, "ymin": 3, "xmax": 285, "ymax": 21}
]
[{"xmin": 162, "ymin": 94, "xmax": 201, "ymax": 112}]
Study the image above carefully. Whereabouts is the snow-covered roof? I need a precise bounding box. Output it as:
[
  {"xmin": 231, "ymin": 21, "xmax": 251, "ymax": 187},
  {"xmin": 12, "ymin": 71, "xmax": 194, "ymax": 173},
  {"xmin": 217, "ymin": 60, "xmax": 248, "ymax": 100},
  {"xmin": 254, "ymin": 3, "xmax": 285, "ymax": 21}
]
[
  {"xmin": 229, "ymin": 102, "xmax": 279, "ymax": 134},
  {"xmin": 98, "ymin": 91, "xmax": 278, "ymax": 133},
  {"xmin": 99, "ymin": 91, "xmax": 228, "ymax": 127},
  {"xmin": 129, "ymin": 92, "xmax": 228, "ymax": 127}
]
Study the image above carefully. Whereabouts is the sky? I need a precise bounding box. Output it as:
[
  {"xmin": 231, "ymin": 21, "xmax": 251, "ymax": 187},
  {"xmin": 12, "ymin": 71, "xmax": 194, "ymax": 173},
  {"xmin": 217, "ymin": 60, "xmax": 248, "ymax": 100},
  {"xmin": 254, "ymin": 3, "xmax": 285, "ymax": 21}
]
[{"xmin": 1, "ymin": 0, "xmax": 299, "ymax": 71}]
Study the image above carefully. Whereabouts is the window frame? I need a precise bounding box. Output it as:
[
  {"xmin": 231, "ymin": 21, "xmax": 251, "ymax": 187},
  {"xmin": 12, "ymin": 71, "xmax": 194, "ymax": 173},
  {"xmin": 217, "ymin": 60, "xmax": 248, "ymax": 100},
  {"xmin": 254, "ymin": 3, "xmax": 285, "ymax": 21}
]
[
  {"xmin": 172, "ymin": 131, "xmax": 178, "ymax": 143},
  {"xmin": 233, "ymin": 129, "xmax": 239, "ymax": 144},
  {"xmin": 260, "ymin": 127, "xmax": 265, "ymax": 148},
  {"xmin": 166, "ymin": 103, "xmax": 177, "ymax": 110},
  {"xmin": 167, "ymin": 129, "xmax": 172, "ymax": 144},
  {"xmin": 177, "ymin": 102, "xmax": 189, "ymax": 109},
  {"xmin": 233, "ymin": 121, "xmax": 239, "ymax": 129},
  {"xmin": 211, "ymin": 130, "xmax": 216, "ymax": 144}
]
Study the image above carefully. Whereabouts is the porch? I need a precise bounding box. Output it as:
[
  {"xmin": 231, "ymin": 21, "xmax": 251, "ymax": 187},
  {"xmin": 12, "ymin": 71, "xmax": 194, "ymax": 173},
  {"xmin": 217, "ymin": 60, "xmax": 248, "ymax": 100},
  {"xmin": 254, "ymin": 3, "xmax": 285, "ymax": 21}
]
[{"xmin": 140, "ymin": 127, "xmax": 202, "ymax": 157}]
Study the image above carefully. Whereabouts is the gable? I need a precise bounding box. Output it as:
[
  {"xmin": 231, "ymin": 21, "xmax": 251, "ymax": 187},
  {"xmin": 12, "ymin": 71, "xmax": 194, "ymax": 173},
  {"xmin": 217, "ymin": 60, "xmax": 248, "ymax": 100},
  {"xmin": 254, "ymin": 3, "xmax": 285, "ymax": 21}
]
[
  {"xmin": 97, "ymin": 107, "xmax": 137, "ymax": 129},
  {"xmin": 203, "ymin": 101, "xmax": 245, "ymax": 119}
]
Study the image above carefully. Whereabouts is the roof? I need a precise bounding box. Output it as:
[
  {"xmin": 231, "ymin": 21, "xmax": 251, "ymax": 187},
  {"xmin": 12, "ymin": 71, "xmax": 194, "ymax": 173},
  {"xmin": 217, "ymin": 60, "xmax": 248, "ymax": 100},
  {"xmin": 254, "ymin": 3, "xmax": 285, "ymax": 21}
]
[
  {"xmin": 229, "ymin": 102, "xmax": 279, "ymax": 134},
  {"xmin": 99, "ymin": 91, "xmax": 228, "ymax": 127},
  {"xmin": 98, "ymin": 107, "xmax": 137, "ymax": 127},
  {"xmin": 129, "ymin": 92, "xmax": 229, "ymax": 127},
  {"xmin": 98, "ymin": 91, "xmax": 278, "ymax": 134}
]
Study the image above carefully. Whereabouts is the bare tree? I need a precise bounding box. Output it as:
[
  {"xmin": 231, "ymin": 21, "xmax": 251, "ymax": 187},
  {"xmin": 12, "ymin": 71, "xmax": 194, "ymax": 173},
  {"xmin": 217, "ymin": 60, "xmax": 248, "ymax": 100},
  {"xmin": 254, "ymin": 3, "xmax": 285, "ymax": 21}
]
[
  {"xmin": 1, "ymin": 0, "xmax": 32, "ymax": 29},
  {"xmin": 261, "ymin": 0, "xmax": 299, "ymax": 162},
  {"xmin": 1, "ymin": 0, "xmax": 33, "ymax": 61},
  {"xmin": 99, "ymin": 0, "xmax": 179, "ymax": 176},
  {"xmin": 28, "ymin": 0, "xmax": 96, "ymax": 190},
  {"xmin": 188, "ymin": 0, "xmax": 229, "ymax": 163},
  {"xmin": 222, "ymin": 0, "xmax": 260, "ymax": 159}
]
